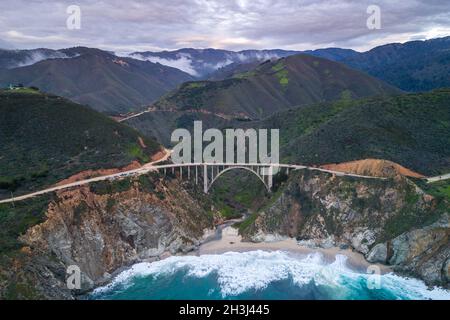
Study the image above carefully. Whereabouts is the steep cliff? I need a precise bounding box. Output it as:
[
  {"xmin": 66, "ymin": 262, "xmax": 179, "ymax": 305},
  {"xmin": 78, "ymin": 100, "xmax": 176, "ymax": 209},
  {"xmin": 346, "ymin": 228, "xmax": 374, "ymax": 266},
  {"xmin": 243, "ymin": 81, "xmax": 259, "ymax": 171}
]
[
  {"xmin": 1, "ymin": 169, "xmax": 448, "ymax": 299},
  {"xmin": 241, "ymin": 170, "xmax": 449, "ymax": 288},
  {"xmin": 0, "ymin": 172, "xmax": 216, "ymax": 299}
]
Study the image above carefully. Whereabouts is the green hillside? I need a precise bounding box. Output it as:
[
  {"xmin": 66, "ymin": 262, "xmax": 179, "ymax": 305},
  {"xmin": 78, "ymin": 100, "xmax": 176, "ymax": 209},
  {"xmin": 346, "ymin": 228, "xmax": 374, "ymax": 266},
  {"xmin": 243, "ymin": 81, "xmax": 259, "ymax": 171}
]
[
  {"xmin": 125, "ymin": 110, "xmax": 234, "ymax": 146},
  {"xmin": 153, "ymin": 54, "xmax": 401, "ymax": 120},
  {"xmin": 0, "ymin": 47, "xmax": 193, "ymax": 114},
  {"xmin": 0, "ymin": 89, "xmax": 161, "ymax": 199},
  {"xmin": 342, "ymin": 37, "xmax": 450, "ymax": 92},
  {"xmin": 257, "ymin": 89, "xmax": 450, "ymax": 175}
]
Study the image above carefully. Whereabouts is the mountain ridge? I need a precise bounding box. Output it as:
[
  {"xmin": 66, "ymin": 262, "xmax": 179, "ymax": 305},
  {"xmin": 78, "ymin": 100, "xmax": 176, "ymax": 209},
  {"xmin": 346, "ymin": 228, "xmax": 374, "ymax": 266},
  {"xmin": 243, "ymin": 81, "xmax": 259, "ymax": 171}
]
[
  {"xmin": 151, "ymin": 53, "xmax": 401, "ymax": 120},
  {"xmin": 254, "ymin": 88, "xmax": 450, "ymax": 175},
  {"xmin": 0, "ymin": 89, "xmax": 162, "ymax": 199},
  {"xmin": 340, "ymin": 36, "xmax": 450, "ymax": 92},
  {"xmin": 131, "ymin": 36, "xmax": 450, "ymax": 91},
  {"xmin": 1, "ymin": 36, "xmax": 448, "ymax": 115},
  {"xmin": 0, "ymin": 47, "xmax": 194, "ymax": 114}
]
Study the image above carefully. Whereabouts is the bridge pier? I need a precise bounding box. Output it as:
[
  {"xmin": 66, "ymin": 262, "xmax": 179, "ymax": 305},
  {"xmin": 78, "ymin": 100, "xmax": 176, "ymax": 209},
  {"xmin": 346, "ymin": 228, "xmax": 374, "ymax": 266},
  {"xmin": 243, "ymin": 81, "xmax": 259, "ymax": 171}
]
[
  {"xmin": 0, "ymin": 162, "xmax": 392, "ymax": 206},
  {"xmin": 159, "ymin": 163, "xmax": 290, "ymax": 194},
  {"xmin": 195, "ymin": 166, "xmax": 198, "ymax": 185},
  {"xmin": 267, "ymin": 165, "xmax": 273, "ymax": 191},
  {"xmin": 203, "ymin": 164, "xmax": 208, "ymax": 193}
]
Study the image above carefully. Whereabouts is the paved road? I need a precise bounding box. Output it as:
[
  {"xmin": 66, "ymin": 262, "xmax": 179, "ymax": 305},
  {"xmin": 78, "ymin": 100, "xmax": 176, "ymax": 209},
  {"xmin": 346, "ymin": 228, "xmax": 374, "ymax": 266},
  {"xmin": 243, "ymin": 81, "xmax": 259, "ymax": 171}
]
[
  {"xmin": 427, "ymin": 173, "xmax": 450, "ymax": 183},
  {"xmin": 0, "ymin": 149, "xmax": 172, "ymax": 205},
  {"xmin": 0, "ymin": 158, "xmax": 405, "ymax": 205},
  {"xmin": 118, "ymin": 110, "xmax": 149, "ymax": 122}
]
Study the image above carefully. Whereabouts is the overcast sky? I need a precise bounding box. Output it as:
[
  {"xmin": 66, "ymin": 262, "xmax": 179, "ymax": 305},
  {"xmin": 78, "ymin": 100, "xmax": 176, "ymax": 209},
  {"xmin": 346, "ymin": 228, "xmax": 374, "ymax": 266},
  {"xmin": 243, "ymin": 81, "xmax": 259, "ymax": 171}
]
[{"xmin": 0, "ymin": 0, "xmax": 449, "ymax": 52}]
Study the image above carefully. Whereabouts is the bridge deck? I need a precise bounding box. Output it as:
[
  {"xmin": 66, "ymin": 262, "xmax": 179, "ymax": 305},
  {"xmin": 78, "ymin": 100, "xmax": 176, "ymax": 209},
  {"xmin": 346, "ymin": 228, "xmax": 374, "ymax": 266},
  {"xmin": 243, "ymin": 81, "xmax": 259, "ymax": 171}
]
[{"xmin": 0, "ymin": 162, "xmax": 392, "ymax": 204}]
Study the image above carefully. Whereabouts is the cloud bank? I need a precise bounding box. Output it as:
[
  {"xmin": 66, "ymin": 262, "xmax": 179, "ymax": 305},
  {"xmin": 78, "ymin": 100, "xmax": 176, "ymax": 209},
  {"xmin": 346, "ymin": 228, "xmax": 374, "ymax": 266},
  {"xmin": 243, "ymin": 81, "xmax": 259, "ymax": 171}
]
[
  {"xmin": 0, "ymin": 0, "xmax": 448, "ymax": 52},
  {"xmin": 130, "ymin": 53, "xmax": 200, "ymax": 76}
]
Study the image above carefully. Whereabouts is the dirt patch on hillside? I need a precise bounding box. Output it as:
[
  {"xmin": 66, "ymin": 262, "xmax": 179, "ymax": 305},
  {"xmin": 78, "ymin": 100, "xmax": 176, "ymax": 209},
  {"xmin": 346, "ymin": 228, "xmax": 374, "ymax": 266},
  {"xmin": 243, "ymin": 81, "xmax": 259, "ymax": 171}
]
[
  {"xmin": 321, "ymin": 159, "xmax": 425, "ymax": 178},
  {"xmin": 138, "ymin": 136, "xmax": 147, "ymax": 148},
  {"xmin": 54, "ymin": 161, "xmax": 142, "ymax": 186},
  {"xmin": 54, "ymin": 148, "xmax": 168, "ymax": 187},
  {"xmin": 150, "ymin": 149, "xmax": 167, "ymax": 162}
]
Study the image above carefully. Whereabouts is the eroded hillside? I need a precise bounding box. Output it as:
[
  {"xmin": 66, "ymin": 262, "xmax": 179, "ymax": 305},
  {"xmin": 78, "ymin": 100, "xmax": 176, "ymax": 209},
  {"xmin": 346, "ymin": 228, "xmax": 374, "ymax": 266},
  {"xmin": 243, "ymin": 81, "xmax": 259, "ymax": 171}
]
[
  {"xmin": 240, "ymin": 170, "xmax": 449, "ymax": 288},
  {"xmin": 0, "ymin": 90, "xmax": 162, "ymax": 199},
  {"xmin": 0, "ymin": 172, "xmax": 216, "ymax": 299}
]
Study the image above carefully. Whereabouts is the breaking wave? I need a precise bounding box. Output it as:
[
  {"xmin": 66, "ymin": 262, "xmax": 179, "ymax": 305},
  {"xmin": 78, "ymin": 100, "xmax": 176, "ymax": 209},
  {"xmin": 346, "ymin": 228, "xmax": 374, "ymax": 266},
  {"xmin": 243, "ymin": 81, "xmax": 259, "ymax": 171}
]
[{"xmin": 91, "ymin": 251, "xmax": 450, "ymax": 300}]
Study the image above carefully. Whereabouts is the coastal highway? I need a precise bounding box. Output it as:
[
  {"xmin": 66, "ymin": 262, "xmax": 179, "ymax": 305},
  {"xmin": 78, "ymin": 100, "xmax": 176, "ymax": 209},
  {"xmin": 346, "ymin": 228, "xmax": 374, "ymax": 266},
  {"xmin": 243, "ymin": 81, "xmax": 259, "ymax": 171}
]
[
  {"xmin": 0, "ymin": 148, "xmax": 172, "ymax": 205},
  {"xmin": 427, "ymin": 173, "xmax": 450, "ymax": 183},
  {"xmin": 6, "ymin": 157, "xmax": 447, "ymax": 205}
]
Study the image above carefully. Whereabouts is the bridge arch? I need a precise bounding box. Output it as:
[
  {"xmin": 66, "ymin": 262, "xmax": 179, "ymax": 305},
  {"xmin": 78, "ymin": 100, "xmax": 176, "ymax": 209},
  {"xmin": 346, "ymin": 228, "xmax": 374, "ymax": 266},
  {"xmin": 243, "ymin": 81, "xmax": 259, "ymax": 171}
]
[{"xmin": 207, "ymin": 166, "xmax": 270, "ymax": 193}]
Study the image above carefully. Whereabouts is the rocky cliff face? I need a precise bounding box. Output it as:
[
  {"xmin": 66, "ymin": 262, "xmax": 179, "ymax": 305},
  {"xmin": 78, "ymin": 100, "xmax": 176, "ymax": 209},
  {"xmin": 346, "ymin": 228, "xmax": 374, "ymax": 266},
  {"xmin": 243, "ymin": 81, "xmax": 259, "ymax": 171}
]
[
  {"xmin": 1, "ymin": 169, "xmax": 448, "ymax": 299},
  {"xmin": 387, "ymin": 215, "xmax": 449, "ymax": 286},
  {"xmin": 241, "ymin": 170, "xmax": 449, "ymax": 288},
  {"xmin": 3, "ymin": 173, "xmax": 216, "ymax": 299}
]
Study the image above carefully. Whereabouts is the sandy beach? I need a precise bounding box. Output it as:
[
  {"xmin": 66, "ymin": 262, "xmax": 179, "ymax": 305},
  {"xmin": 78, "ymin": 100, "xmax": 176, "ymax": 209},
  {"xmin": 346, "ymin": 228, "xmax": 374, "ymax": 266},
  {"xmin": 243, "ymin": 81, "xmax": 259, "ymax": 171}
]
[{"xmin": 195, "ymin": 224, "xmax": 391, "ymax": 274}]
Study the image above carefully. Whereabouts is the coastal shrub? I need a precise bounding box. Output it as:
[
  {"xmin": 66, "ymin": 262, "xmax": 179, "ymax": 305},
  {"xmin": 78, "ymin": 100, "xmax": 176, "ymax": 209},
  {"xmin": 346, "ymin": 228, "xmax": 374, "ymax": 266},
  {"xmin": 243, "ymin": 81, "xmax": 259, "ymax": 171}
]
[
  {"xmin": 0, "ymin": 196, "xmax": 50, "ymax": 256},
  {"xmin": 90, "ymin": 178, "xmax": 133, "ymax": 195},
  {"xmin": 0, "ymin": 91, "xmax": 160, "ymax": 199}
]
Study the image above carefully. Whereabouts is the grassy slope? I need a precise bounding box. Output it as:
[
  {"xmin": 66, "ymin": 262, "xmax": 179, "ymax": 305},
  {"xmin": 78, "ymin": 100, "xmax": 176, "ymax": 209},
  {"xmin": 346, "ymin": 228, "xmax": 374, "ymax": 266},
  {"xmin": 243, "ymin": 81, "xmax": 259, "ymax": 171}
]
[
  {"xmin": 154, "ymin": 54, "xmax": 401, "ymax": 120},
  {"xmin": 0, "ymin": 90, "xmax": 161, "ymax": 198},
  {"xmin": 0, "ymin": 196, "xmax": 52, "ymax": 299},
  {"xmin": 130, "ymin": 89, "xmax": 450, "ymax": 215},
  {"xmin": 0, "ymin": 196, "xmax": 50, "ymax": 257},
  {"xmin": 414, "ymin": 178, "xmax": 450, "ymax": 202},
  {"xmin": 125, "ymin": 110, "xmax": 235, "ymax": 146},
  {"xmin": 255, "ymin": 89, "xmax": 450, "ymax": 176},
  {"xmin": 342, "ymin": 37, "xmax": 450, "ymax": 92},
  {"xmin": 0, "ymin": 48, "xmax": 193, "ymax": 114}
]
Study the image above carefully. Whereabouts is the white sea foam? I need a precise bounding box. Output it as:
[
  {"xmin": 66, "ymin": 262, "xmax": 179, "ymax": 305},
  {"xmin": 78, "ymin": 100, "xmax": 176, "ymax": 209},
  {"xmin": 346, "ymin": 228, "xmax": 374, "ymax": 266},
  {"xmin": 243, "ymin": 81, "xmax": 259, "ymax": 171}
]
[{"xmin": 93, "ymin": 250, "xmax": 450, "ymax": 300}]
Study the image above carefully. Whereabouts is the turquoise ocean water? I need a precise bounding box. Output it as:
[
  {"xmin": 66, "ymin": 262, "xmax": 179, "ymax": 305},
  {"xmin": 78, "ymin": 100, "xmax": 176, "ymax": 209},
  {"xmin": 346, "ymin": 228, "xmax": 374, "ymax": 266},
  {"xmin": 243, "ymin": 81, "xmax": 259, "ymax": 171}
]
[{"xmin": 90, "ymin": 250, "xmax": 450, "ymax": 300}]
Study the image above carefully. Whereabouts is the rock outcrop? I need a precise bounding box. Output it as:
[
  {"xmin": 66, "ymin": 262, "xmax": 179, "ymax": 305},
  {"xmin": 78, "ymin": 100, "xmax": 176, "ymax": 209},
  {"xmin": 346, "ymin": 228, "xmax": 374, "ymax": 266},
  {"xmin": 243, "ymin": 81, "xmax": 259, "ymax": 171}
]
[
  {"xmin": 241, "ymin": 170, "xmax": 449, "ymax": 288},
  {"xmin": 387, "ymin": 214, "xmax": 449, "ymax": 286},
  {"xmin": 1, "ymin": 169, "xmax": 448, "ymax": 299},
  {"xmin": 366, "ymin": 243, "xmax": 388, "ymax": 264},
  {"xmin": 5, "ymin": 173, "xmax": 216, "ymax": 299}
]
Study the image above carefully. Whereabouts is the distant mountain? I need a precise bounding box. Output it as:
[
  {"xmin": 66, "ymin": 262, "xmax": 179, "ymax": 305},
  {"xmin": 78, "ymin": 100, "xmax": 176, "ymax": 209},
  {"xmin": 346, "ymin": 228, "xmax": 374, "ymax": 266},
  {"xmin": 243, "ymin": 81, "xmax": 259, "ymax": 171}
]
[
  {"xmin": 206, "ymin": 48, "xmax": 361, "ymax": 81},
  {"xmin": 130, "ymin": 47, "xmax": 361, "ymax": 79},
  {"xmin": 152, "ymin": 54, "xmax": 401, "ymax": 120},
  {"xmin": 132, "ymin": 37, "xmax": 450, "ymax": 92},
  {"xmin": 256, "ymin": 88, "xmax": 450, "ymax": 175},
  {"xmin": 0, "ymin": 89, "xmax": 161, "ymax": 198},
  {"xmin": 0, "ymin": 48, "xmax": 74, "ymax": 69},
  {"xmin": 124, "ymin": 110, "xmax": 235, "ymax": 146},
  {"xmin": 130, "ymin": 48, "xmax": 299, "ymax": 78},
  {"xmin": 207, "ymin": 61, "xmax": 262, "ymax": 81},
  {"xmin": 303, "ymin": 48, "xmax": 360, "ymax": 61},
  {"xmin": 2, "ymin": 37, "xmax": 446, "ymax": 115},
  {"xmin": 339, "ymin": 36, "xmax": 450, "ymax": 92},
  {"xmin": 0, "ymin": 47, "xmax": 194, "ymax": 114}
]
